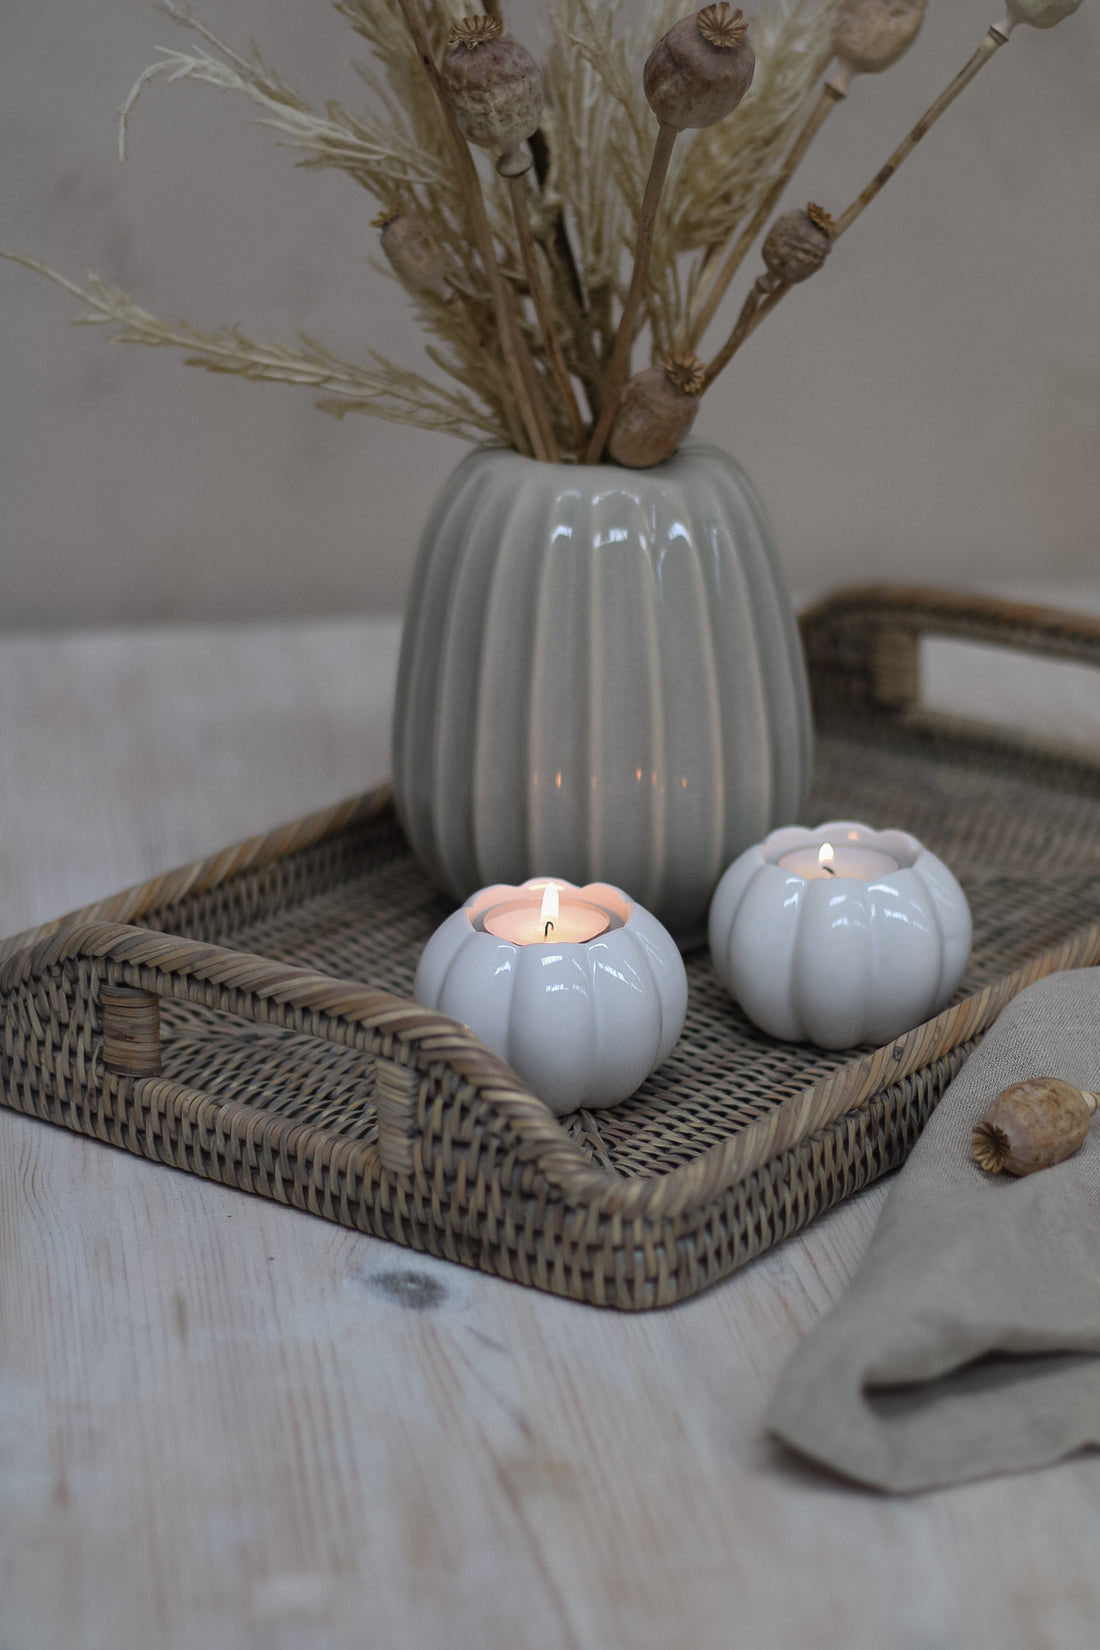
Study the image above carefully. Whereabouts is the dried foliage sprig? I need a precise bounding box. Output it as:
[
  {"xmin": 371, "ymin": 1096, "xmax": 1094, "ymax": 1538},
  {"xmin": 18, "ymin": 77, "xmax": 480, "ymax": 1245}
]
[
  {"xmin": 2, "ymin": 0, "xmax": 1088, "ymax": 469},
  {"xmin": 700, "ymin": 9, "xmax": 1050, "ymax": 393},
  {"xmin": 831, "ymin": 18, "xmax": 1007, "ymax": 239},
  {"xmin": 392, "ymin": 0, "xmax": 552, "ymax": 458},
  {"xmin": 121, "ymin": 4, "xmax": 445, "ymax": 194},
  {"xmin": 0, "ymin": 252, "xmax": 502, "ymax": 442},
  {"xmin": 585, "ymin": 4, "xmax": 757, "ymax": 461},
  {"xmin": 679, "ymin": 0, "xmax": 840, "ymax": 328}
]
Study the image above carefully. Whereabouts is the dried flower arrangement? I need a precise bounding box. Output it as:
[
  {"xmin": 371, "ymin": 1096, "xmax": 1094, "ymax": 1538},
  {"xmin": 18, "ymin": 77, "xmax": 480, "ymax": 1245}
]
[{"xmin": 1, "ymin": 0, "xmax": 1087, "ymax": 468}]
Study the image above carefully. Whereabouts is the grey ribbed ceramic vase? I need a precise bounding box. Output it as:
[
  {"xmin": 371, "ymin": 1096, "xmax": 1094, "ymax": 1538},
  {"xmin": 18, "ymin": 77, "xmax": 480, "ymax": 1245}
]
[{"xmin": 392, "ymin": 443, "xmax": 812, "ymax": 941}]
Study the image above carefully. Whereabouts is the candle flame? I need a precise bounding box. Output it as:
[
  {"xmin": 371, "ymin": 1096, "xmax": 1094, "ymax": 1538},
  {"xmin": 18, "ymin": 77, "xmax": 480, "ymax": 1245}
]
[
  {"xmin": 540, "ymin": 883, "xmax": 560, "ymax": 924},
  {"xmin": 818, "ymin": 843, "xmax": 835, "ymax": 867}
]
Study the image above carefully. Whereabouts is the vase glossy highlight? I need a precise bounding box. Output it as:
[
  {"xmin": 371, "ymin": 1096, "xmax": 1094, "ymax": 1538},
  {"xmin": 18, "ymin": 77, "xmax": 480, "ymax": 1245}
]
[{"xmin": 392, "ymin": 443, "xmax": 812, "ymax": 941}]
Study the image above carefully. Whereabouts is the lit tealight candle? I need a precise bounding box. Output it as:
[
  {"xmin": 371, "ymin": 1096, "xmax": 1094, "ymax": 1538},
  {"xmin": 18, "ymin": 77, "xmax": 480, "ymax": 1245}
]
[
  {"xmin": 708, "ymin": 820, "xmax": 972, "ymax": 1050},
  {"xmin": 414, "ymin": 877, "xmax": 687, "ymax": 1113},
  {"xmin": 480, "ymin": 879, "xmax": 613, "ymax": 945},
  {"xmin": 777, "ymin": 834, "xmax": 900, "ymax": 882}
]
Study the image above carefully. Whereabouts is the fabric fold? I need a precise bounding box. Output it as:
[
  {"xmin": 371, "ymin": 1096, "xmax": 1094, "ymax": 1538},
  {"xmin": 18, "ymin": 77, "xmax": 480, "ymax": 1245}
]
[{"xmin": 766, "ymin": 968, "xmax": 1100, "ymax": 1492}]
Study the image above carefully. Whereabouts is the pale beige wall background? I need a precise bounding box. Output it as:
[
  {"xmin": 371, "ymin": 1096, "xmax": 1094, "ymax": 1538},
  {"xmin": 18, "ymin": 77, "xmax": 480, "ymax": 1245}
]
[{"xmin": 1, "ymin": 0, "xmax": 1097, "ymax": 631}]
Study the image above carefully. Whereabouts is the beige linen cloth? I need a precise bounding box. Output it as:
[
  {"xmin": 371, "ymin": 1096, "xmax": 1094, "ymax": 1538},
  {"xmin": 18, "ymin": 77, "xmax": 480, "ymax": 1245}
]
[{"xmin": 766, "ymin": 967, "xmax": 1100, "ymax": 1492}]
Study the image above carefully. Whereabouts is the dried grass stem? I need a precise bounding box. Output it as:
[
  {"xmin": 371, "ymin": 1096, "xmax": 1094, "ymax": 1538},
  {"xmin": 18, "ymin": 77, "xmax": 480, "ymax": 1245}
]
[
  {"xmin": 703, "ymin": 284, "xmax": 760, "ymax": 387},
  {"xmin": 706, "ymin": 25, "xmax": 1011, "ymax": 387},
  {"xmin": 507, "ymin": 173, "xmax": 587, "ymax": 456},
  {"xmin": 0, "ymin": 251, "xmax": 502, "ymax": 440},
  {"xmin": 584, "ymin": 120, "xmax": 678, "ymax": 464},
  {"xmin": 833, "ymin": 26, "xmax": 1007, "ymax": 238},
  {"xmin": 394, "ymin": 0, "xmax": 547, "ymax": 457},
  {"xmin": 689, "ymin": 72, "xmax": 846, "ymax": 344}
]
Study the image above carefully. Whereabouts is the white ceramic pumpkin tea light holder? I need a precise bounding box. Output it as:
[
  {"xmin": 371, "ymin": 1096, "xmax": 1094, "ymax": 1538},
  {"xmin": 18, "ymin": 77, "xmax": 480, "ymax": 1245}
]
[
  {"xmin": 414, "ymin": 878, "xmax": 688, "ymax": 1115},
  {"xmin": 708, "ymin": 821, "xmax": 972, "ymax": 1050}
]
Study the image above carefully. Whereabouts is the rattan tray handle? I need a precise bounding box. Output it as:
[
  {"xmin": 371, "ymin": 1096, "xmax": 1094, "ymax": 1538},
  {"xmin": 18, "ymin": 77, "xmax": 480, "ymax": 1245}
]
[
  {"xmin": 800, "ymin": 584, "xmax": 1100, "ymax": 712},
  {"xmin": 98, "ymin": 979, "xmax": 430, "ymax": 1177},
  {"xmin": 8, "ymin": 918, "xmax": 593, "ymax": 1188}
]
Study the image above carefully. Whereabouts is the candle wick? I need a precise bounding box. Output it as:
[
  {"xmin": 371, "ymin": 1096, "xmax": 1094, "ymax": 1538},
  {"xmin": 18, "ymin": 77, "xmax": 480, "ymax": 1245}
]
[
  {"xmin": 823, "ymin": 865, "xmax": 836, "ymax": 876},
  {"xmin": 544, "ymin": 920, "xmax": 555, "ymax": 937}
]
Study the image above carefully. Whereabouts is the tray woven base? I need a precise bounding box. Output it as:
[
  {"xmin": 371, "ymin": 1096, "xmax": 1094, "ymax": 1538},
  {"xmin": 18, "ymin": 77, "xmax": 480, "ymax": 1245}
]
[{"xmin": 4, "ymin": 588, "xmax": 1100, "ymax": 1307}]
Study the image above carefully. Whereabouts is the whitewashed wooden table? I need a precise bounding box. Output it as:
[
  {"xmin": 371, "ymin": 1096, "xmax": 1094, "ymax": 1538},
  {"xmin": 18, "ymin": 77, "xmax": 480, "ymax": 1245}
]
[{"xmin": 3, "ymin": 604, "xmax": 1100, "ymax": 1650}]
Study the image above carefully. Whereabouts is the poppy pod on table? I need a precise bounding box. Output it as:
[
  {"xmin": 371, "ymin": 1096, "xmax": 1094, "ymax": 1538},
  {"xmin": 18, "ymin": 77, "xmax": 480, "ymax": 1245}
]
[{"xmin": 973, "ymin": 1079, "xmax": 1099, "ymax": 1176}]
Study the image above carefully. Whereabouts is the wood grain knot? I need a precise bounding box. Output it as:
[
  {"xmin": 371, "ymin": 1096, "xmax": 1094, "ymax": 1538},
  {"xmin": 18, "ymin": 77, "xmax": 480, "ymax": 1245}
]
[{"xmin": 369, "ymin": 1269, "xmax": 448, "ymax": 1310}]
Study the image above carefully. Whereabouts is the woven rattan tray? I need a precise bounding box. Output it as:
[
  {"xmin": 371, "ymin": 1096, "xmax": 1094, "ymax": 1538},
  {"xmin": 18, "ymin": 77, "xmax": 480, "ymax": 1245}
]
[{"xmin": 4, "ymin": 586, "xmax": 1100, "ymax": 1308}]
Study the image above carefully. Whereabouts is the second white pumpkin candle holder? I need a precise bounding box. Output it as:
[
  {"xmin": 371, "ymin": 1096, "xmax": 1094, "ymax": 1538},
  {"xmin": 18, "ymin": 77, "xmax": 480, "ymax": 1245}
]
[
  {"xmin": 414, "ymin": 878, "xmax": 688, "ymax": 1115},
  {"xmin": 708, "ymin": 820, "xmax": 972, "ymax": 1050}
]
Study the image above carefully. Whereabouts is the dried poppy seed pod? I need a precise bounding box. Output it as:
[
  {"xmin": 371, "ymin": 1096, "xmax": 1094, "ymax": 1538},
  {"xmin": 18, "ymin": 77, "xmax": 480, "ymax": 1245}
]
[
  {"xmin": 441, "ymin": 15, "xmax": 543, "ymax": 178},
  {"xmin": 761, "ymin": 203, "xmax": 835, "ymax": 288},
  {"xmin": 373, "ymin": 208, "xmax": 449, "ymax": 298},
  {"xmin": 643, "ymin": 5, "xmax": 756, "ymax": 132},
  {"xmin": 1004, "ymin": 0, "xmax": 1084, "ymax": 27},
  {"xmin": 607, "ymin": 353, "xmax": 705, "ymax": 469},
  {"xmin": 835, "ymin": 0, "xmax": 927, "ymax": 75},
  {"xmin": 971, "ymin": 1078, "xmax": 1100, "ymax": 1177}
]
